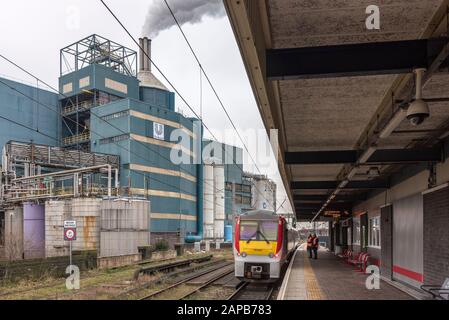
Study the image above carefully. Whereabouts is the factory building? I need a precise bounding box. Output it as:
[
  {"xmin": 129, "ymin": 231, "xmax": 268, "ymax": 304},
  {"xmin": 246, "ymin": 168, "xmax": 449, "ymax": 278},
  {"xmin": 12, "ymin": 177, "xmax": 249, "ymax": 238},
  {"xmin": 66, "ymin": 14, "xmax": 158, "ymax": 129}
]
[
  {"xmin": 0, "ymin": 34, "xmax": 268, "ymax": 259},
  {"xmin": 58, "ymin": 35, "xmax": 200, "ymax": 244},
  {"xmin": 0, "ymin": 77, "xmax": 60, "ymax": 158},
  {"xmin": 243, "ymin": 173, "xmax": 277, "ymax": 212}
]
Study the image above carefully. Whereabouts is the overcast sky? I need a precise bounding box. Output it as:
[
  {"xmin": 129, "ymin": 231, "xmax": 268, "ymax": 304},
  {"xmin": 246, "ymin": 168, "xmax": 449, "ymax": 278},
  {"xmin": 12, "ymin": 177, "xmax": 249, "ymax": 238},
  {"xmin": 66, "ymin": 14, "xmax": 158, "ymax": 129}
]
[{"xmin": 0, "ymin": 0, "xmax": 293, "ymax": 213}]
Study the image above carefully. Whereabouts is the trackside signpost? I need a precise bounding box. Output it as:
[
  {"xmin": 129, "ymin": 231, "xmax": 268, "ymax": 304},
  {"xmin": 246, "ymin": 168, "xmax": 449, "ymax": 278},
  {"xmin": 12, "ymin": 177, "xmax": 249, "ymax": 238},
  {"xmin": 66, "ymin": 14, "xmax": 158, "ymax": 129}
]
[{"xmin": 64, "ymin": 220, "xmax": 77, "ymax": 266}]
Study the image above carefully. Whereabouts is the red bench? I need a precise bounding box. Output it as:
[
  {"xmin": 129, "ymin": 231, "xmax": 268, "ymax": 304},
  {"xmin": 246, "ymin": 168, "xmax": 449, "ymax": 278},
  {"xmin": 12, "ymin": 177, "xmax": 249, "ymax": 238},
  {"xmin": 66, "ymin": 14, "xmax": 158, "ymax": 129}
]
[
  {"xmin": 348, "ymin": 252, "xmax": 370, "ymax": 272},
  {"xmin": 346, "ymin": 250, "xmax": 354, "ymax": 263}
]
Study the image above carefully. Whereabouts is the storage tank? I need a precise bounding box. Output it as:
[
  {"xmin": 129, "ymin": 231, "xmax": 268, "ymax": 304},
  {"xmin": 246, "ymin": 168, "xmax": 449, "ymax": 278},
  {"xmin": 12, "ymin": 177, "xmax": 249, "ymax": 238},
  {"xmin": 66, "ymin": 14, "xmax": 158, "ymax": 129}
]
[
  {"xmin": 224, "ymin": 225, "xmax": 233, "ymax": 242},
  {"xmin": 213, "ymin": 165, "xmax": 225, "ymax": 240},
  {"xmin": 203, "ymin": 164, "xmax": 215, "ymax": 239},
  {"xmin": 45, "ymin": 200, "xmax": 70, "ymax": 258},
  {"xmin": 253, "ymin": 178, "xmax": 276, "ymax": 212},
  {"xmin": 4, "ymin": 206, "xmax": 24, "ymax": 261},
  {"xmin": 70, "ymin": 198, "xmax": 102, "ymax": 251},
  {"xmin": 23, "ymin": 203, "xmax": 45, "ymax": 259},
  {"xmin": 100, "ymin": 198, "xmax": 151, "ymax": 258}
]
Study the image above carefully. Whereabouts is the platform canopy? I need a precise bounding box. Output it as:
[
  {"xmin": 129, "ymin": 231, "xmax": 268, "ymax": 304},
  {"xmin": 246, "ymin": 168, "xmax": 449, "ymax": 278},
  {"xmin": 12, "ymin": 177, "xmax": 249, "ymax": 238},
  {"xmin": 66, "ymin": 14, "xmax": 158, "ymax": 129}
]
[{"xmin": 225, "ymin": 0, "xmax": 449, "ymax": 220}]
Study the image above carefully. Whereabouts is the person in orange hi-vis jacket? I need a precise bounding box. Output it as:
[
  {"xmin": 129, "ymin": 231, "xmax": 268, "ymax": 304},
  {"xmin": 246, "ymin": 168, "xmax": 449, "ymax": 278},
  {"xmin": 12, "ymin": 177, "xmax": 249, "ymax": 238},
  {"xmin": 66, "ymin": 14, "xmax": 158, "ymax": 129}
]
[
  {"xmin": 312, "ymin": 233, "xmax": 319, "ymax": 259},
  {"xmin": 306, "ymin": 234, "xmax": 313, "ymax": 258}
]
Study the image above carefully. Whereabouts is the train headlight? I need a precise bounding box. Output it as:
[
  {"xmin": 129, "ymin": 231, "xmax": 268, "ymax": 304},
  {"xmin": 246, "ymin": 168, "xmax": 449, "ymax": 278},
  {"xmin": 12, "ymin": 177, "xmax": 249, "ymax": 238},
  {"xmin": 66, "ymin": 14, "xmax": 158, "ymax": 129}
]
[
  {"xmin": 268, "ymin": 253, "xmax": 274, "ymax": 258},
  {"xmin": 241, "ymin": 252, "xmax": 247, "ymax": 258}
]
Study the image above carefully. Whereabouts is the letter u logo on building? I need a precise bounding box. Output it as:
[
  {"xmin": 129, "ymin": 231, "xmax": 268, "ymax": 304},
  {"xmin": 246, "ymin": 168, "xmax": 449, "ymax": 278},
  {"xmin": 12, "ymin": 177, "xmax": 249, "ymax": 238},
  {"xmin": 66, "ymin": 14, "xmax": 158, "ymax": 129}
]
[{"xmin": 153, "ymin": 122, "xmax": 165, "ymax": 140}]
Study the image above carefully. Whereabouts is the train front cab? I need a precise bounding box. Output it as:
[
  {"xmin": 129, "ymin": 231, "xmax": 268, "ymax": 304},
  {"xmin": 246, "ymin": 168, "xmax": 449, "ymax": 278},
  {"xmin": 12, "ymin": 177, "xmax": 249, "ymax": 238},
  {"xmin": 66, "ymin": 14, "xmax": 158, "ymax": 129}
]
[{"xmin": 234, "ymin": 213, "xmax": 288, "ymax": 283}]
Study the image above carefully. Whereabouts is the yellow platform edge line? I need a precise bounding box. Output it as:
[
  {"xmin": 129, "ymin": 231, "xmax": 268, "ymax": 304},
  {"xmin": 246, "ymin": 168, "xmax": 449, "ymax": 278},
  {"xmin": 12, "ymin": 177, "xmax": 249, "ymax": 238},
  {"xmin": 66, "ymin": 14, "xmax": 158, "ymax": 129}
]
[{"xmin": 303, "ymin": 252, "xmax": 326, "ymax": 300}]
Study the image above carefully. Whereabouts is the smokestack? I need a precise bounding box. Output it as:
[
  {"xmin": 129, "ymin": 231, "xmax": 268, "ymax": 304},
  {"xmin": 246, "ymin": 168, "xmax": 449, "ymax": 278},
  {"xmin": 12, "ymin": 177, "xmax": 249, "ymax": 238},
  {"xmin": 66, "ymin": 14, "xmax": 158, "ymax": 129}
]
[
  {"xmin": 139, "ymin": 37, "xmax": 152, "ymax": 72},
  {"xmin": 137, "ymin": 37, "xmax": 168, "ymax": 91}
]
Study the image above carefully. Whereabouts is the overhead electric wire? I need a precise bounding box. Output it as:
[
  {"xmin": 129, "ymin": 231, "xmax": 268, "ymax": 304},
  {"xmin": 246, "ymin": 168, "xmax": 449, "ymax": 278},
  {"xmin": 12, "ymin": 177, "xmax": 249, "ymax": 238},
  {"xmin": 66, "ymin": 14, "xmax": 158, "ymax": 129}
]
[
  {"xmin": 162, "ymin": 0, "xmax": 285, "ymax": 211},
  {"xmin": 99, "ymin": 0, "xmax": 216, "ymax": 141},
  {"xmin": 163, "ymin": 0, "xmax": 262, "ymax": 175},
  {"xmin": 2, "ymin": 1, "xmax": 278, "ymax": 213},
  {"xmin": 0, "ymin": 53, "xmax": 222, "ymax": 198},
  {"xmin": 99, "ymin": 0, "xmax": 279, "ymax": 212},
  {"xmin": 0, "ymin": 78, "xmax": 224, "ymax": 210},
  {"xmin": 0, "ymin": 114, "xmax": 58, "ymax": 143}
]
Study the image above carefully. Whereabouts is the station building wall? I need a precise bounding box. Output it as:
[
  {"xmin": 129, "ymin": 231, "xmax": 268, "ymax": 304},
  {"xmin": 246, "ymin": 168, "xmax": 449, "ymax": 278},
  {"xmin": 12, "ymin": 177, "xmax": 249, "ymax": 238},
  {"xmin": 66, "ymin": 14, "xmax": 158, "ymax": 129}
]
[
  {"xmin": 350, "ymin": 146, "xmax": 449, "ymax": 289},
  {"xmin": 423, "ymin": 185, "xmax": 449, "ymax": 286}
]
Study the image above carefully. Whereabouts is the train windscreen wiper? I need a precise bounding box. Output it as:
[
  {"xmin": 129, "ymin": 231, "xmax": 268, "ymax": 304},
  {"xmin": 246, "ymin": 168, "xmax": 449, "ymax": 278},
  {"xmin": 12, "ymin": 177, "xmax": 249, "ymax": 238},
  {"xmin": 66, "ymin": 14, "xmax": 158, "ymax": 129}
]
[
  {"xmin": 258, "ymin": 231, "xmax": 270, "ymax": 244},
  {"xmin": 246, "ymin": 230, "xmax": 270, "ymax": 244},
  {"xmin": 246, "ymin": 231, "xmax": 258, "ymax": 244}
]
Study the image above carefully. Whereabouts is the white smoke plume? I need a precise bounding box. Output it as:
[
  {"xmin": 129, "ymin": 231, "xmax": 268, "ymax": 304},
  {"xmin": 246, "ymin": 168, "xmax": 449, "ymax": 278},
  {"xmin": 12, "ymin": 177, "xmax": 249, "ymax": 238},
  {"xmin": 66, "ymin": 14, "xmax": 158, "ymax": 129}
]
[{"xmin": 142, "ymin": 0, "xmax": 226, "ymax": 38}]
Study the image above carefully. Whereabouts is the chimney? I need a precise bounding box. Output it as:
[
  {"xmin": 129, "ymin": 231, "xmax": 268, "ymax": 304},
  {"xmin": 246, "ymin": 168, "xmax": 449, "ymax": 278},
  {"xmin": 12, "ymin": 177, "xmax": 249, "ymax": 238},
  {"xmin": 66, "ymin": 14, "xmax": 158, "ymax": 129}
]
[
  {"xmin": 139, "ymin": 37, "xmax": 152, "ymax": 72},
  {"xmin": 137, "ymin": 37, "xmax": 168, "ymax": 91}
]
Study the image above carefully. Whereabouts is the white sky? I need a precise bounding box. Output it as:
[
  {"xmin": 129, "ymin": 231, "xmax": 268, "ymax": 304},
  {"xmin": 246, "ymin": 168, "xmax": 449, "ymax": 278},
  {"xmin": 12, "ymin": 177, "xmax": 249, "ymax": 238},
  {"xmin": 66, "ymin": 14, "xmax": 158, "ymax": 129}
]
[{"xmin": 0, "ymin": 0, "xmax": 293, "ymax": 213}]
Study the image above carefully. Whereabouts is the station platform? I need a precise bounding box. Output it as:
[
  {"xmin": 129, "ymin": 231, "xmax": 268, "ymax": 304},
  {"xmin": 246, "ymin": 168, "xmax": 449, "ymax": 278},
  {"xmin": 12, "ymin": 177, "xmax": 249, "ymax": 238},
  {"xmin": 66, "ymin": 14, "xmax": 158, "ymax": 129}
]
[{"xmin": 278, "ymin": 249, "xmax": 414, "ymax": 300}]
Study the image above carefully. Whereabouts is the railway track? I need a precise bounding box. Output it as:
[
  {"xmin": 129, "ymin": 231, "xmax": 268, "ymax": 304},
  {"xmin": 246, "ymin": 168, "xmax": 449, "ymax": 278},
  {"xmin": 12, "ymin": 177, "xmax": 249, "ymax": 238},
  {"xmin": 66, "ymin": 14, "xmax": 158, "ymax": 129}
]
[
  {"xmin": 133, "ymin": 254, "xmax": 213, "ymax": 280},
  {"xmin": 0, "ymin": 255, "xmax": 214, "ymax": 300},
  {"xmin": 227, "ymin": 283, "xmax": 275, "ymax": 300},
  {"xmin": 119, "ymin": 258, "xmax": 227, "ymax": 298},
  {"xmin": 139, "ymin": 262, "xmax": 234, "ymax": 300}
]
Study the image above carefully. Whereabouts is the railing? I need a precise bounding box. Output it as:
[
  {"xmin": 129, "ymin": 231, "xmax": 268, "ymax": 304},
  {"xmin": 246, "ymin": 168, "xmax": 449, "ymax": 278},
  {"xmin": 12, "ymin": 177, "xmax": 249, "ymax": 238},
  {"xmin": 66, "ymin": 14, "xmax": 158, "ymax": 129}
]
[
  {"xmin": 62, "ymin": 101, "xmax": 96, "ymax": 115},
  {"xmin": 4, "ymin": 186, "xmax": 119, "ymax": 202},
  {"xmin": 63, "ymin": 131, "xmax": 90, "ymax": 146},
  {"xmin": 62, "ymin": 99, "xmax": 115, "ymax": 115}
]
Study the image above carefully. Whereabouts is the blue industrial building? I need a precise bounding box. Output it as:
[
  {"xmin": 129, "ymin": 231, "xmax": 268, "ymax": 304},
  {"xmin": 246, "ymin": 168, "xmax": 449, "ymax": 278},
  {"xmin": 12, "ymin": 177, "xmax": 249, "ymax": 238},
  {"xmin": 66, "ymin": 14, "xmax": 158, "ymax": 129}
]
[
  {"xmin": 0, "ymin": 78, "xmax": 60, "ymax": 158},
  {"xmin": 0, "ymin": 35, "xmax": 253, "ymax": 245}
]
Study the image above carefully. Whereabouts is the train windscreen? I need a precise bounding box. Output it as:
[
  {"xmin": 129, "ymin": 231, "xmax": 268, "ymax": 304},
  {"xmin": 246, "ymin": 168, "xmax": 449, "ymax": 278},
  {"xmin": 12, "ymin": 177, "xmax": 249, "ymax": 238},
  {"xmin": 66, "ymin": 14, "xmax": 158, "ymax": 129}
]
[{"xmin": 240, "ymin": 220, "xmax": 278, "ymax": 241}]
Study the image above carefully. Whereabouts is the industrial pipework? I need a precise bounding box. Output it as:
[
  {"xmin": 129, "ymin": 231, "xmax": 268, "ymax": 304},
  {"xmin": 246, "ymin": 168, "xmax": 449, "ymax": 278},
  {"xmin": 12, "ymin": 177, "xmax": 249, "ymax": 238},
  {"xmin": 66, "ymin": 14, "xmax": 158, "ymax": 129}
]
[{"xmin": 185, "ymin": 124, "xmax": 204, "ymax": 243}]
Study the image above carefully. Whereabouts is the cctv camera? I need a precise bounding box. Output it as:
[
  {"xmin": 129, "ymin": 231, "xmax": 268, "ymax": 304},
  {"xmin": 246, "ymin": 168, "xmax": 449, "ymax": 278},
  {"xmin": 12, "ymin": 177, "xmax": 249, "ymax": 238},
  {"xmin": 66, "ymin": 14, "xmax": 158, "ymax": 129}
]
[{"xmin": 406, "ymin": 99, "xmax": 429, "ymax": 126}]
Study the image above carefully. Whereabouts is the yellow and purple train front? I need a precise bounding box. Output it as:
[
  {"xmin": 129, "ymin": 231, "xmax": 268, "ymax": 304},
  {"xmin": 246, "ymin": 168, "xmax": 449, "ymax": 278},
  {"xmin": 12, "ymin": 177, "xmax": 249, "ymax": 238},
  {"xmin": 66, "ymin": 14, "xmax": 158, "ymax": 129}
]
[{"xmin": 233, "ymin": 210, "xmax": 298, "ymax": 282}]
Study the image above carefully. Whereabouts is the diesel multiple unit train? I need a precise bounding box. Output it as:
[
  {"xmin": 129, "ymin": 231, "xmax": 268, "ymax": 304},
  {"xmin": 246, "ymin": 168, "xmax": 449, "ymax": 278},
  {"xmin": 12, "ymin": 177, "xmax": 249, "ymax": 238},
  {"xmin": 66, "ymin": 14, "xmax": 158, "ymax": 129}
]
[{"xmin": 234, "ymin": 210, "xmax": 299, "ymax": 282}]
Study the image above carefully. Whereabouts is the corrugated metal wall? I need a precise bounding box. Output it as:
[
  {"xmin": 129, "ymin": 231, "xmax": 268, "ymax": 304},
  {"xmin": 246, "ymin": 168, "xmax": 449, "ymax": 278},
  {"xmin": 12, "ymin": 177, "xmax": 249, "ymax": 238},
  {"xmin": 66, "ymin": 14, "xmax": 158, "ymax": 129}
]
[
  {"xmin": 392, "ymin": 193, "xmax": 424, "ymax": 288},
  {"xmin": 0, "ymin": 77, "xmax": 59, "ymax": 158},
  {"xmin": 99, "ymin": 199, "xmax": 150, "ymax": 258}
]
